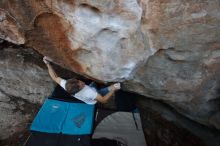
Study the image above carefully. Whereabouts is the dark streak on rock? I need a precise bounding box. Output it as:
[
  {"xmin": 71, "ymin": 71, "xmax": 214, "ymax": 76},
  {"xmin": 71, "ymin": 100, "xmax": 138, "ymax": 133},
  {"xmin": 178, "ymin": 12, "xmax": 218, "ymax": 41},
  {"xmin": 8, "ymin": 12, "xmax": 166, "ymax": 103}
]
[{"xmin": 0, "ymin": 39, "xmax": 25, "ymax": 50}]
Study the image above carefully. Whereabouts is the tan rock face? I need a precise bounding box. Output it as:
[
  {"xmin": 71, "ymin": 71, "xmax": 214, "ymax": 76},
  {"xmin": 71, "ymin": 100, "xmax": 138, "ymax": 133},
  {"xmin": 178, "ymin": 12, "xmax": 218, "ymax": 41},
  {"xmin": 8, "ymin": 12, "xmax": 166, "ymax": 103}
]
[
  {"xmin": 0, "ymin": 0, "xmax": 151, "ymax": 81},
  {"xmin": 127, "ymin": 0, "xmax": 220, "ymax": 129},
  {"xmin": 0, "ymin": 9, "xmax": 25, "ymax": 44},
  {"xmin": 1, "ymin": 0, "xmax": 220, "ymax": 130},
  {"xmin": 140, "ymin": 0, "xmax": 220, "ymax": 51},
  {"xmin": 125, "ymin": 48, "xmax": 220, "ymax": 129}
]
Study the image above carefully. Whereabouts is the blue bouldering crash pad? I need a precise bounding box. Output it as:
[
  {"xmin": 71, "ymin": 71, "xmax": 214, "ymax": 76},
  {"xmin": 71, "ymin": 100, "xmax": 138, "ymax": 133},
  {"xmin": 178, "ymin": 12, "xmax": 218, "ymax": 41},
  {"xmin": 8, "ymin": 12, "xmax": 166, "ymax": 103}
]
[{"xmin": 31, "ymin": 99, "xmax": 95, "ymax": 135}]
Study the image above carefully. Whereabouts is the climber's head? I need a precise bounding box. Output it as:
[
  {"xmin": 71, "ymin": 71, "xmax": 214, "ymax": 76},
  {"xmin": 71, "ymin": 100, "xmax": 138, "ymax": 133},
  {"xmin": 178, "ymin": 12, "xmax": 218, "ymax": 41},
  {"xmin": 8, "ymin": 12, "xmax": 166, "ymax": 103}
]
[{"xmin": 65, "ymin": 78, "xmax": 85, "ymax": 94}]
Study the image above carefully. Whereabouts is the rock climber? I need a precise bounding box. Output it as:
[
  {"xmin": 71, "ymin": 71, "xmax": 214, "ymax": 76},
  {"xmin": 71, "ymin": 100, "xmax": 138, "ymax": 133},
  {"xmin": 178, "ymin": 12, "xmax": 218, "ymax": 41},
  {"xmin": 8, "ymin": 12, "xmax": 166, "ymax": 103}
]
[{"xmin": 43, "ymin": 56, "xmax": 121, "ymax": 104}]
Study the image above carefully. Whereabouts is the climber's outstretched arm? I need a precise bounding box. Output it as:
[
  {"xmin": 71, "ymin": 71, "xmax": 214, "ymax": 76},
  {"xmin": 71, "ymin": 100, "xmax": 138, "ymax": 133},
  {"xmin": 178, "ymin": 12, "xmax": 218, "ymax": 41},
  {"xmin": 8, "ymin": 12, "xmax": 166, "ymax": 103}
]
[
  {"xmin": 95, "ymin": 83, "xmax": 121, "ymax": 103},
  {"xmin": 43, "ymin": 57, "xmax": 63, "ymax": 85},
  {"xmin": 95, "ymin": 86, "xmax": 115, "ymax": 104}
]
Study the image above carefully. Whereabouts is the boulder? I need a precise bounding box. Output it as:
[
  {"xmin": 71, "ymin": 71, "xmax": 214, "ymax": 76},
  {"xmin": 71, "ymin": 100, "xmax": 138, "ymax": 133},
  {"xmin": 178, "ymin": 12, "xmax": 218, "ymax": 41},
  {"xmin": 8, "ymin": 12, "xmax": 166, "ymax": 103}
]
[
  {"xmin": 0, "ymin": 45, "xmax": 54, "ymax": 139},
  {"xmin": 0, "ymin": 0, "xmax": 220, "ymax": 130}
]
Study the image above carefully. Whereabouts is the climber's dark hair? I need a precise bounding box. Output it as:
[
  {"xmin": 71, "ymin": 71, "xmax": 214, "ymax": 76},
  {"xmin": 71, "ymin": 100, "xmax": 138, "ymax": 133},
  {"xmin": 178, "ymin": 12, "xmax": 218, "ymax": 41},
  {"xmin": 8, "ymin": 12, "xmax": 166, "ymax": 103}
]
[{"xmin": 65, "ymin": 78, "xmax": 81, "ymax": 95}]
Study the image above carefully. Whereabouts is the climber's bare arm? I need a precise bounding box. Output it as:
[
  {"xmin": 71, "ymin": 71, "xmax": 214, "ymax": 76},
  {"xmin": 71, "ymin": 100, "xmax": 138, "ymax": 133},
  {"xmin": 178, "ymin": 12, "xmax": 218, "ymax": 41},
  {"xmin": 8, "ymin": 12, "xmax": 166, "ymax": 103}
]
[
  {"xmin": 95, "ymin": 83, "xmax": 121, "ymax": 103},
  {"xmin": 43, "ymin": 57, "xmax": 63, "ymax": 85},
  {"xmin": 95, "ymin": 86, "xmax": 115, "ymax": 104},
  {"xmin": 46, "ymin": 63, "xmax": 63, "ymax": 84}
]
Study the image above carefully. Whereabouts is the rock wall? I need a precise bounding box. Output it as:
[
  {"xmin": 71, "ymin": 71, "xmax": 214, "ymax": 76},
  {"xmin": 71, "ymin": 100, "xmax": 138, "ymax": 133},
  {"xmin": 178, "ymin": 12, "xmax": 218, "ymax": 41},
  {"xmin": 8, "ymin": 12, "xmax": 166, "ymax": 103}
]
[
  {"xmin": 0, "ymin": 44, "xmax": 54, "ymax": 139},
  {"xmin": 126, "ymin": 0, "xmax": 220, "ymax": 129},
  {"xmin": 0, "ymin": 0, "xmax": 220, "ymax": 131},
  {"xmin": 0, "ymin": 0, "xmax": 152, "ymax": 81}
]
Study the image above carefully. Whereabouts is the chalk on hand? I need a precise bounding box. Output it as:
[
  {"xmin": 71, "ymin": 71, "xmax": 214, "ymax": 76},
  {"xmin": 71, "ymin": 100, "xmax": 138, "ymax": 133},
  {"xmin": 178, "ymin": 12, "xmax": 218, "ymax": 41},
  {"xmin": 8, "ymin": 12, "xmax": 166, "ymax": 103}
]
[{"xmin": 113, "ymin": 83, "xmax": 121, "ymax": 89}]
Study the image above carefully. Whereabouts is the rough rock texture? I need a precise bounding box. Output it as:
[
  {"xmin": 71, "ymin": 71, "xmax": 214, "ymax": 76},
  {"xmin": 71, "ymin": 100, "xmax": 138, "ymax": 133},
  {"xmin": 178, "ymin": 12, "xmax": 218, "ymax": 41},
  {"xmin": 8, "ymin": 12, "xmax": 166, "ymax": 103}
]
[
  {"xmin": 0, "ymin": 44, "xmax": 54, "ymax": 139},
  {"xmin": 0, "ymin": 9, "xmax": 25, "ymax": 44},
  {"xmin": 0, "ymin": 46, "xmax": 54, "ymax": 103},
  {"xmin": 125, "ymin": 0, "xmax": 220, "ymax": 129},
  {"xmin": 137, "ymin": 97, "xmax": 220, "ymax": 146},
  {"xmin": 0, "ymin": 0, "xmax": 220, "ymax": 132},
  {"xmin": 0, "ymin": 0, "xmax": 151, "ymax": 81},
  {"xmin": 125, "ymin": 48, "xmax": 220, "ymax": 129}
]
